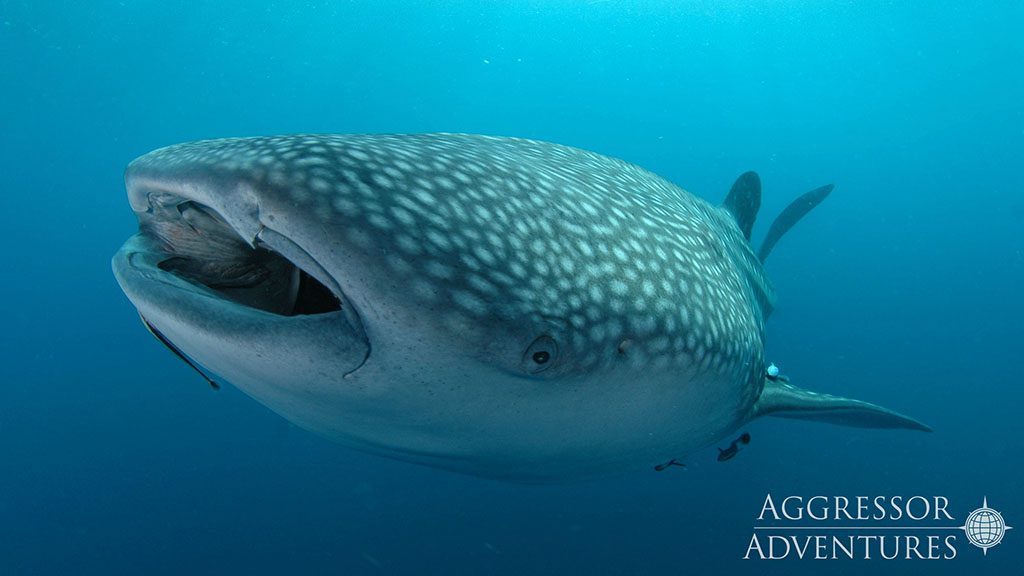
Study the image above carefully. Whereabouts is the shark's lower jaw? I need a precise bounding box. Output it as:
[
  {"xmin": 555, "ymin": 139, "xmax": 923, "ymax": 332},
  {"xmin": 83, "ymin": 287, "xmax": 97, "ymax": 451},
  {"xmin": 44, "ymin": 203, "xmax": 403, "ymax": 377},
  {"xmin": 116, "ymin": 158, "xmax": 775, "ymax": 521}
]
[{"xmin": 111, "ymin": 193, "xmax": 372, "ymax": 386}]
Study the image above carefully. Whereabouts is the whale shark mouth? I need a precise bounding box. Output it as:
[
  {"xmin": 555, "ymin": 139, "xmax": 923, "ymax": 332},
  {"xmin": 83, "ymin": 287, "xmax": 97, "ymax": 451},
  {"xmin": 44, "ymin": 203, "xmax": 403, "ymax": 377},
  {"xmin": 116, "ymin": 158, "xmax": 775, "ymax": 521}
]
[
  {"xmin": 112, "ymin": 183, "xmax": 372, "ymax": 384},
  {"xmin": 143, "ymin": 198, "xmax": 342, "ymax": 318}
]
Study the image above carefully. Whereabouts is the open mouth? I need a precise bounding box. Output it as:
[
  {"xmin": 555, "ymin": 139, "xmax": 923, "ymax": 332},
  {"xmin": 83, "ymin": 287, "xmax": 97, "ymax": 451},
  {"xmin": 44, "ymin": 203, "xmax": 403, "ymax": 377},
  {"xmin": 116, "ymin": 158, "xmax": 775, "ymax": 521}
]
[
  {"xmin": 143, "ymin": 198, "xmax": 343, "ymax": 318},
  {"xmin": 113, "ymin": 185, "xmax": 371, "ymax": 381}
]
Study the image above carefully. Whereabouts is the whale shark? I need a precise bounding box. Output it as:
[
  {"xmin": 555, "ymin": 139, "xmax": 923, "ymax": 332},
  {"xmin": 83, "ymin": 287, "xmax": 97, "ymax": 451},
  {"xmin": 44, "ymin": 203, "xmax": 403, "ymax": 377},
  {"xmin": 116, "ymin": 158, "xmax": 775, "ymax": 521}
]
[{"xmin": 112, "ymin": 134, "xmax": 929, "ymax": 481}]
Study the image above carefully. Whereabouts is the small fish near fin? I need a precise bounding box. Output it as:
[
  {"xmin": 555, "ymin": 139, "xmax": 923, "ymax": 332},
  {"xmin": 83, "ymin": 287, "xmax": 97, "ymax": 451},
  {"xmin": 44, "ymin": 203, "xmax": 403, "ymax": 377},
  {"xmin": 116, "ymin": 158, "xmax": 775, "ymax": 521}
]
[
  {"xmin": 722, "ymin": 171, "xmax": 762, "ymax": 241},
  {"xmin": 654, "ymin": 459, "xmax": 687, "ymax": 472},
  {"xmin": 717, "ymin": 432, "xmax": 752, "ymax": 462},
  {"xmin": 758, "ymin": 184, "xmax": 833, "ymax": 262},
  {"xmin": 752, "ymin": 379, "xmax": 931, "ymax": 432}
]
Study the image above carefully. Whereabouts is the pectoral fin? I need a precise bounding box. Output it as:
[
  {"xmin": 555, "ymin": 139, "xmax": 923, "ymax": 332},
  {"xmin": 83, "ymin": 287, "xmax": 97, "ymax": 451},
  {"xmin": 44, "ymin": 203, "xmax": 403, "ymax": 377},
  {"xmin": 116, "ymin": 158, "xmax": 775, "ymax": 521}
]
[{"xmin": 752, "ymin": 379, "xmax": 931, "ymax": 432}]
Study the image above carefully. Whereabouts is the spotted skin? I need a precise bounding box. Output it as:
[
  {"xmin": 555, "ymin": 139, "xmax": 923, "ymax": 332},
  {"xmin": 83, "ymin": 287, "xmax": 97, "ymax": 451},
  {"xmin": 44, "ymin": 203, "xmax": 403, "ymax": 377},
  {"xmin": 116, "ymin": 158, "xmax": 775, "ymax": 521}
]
[
  {"xmin": 114, "ymin": 134, "xmax": 925, "ymax": 481},
  {"xmin": 131, "ymin": 135, "xmax": 768, "ymax": 381}
]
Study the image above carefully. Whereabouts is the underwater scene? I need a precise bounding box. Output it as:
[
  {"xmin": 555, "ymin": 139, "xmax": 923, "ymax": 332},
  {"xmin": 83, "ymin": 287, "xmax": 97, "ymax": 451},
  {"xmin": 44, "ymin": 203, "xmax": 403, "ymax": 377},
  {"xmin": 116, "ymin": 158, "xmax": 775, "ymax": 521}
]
[{"xmin": 1, "ymin": 1, "xmax": 1020, "ymax": 574}]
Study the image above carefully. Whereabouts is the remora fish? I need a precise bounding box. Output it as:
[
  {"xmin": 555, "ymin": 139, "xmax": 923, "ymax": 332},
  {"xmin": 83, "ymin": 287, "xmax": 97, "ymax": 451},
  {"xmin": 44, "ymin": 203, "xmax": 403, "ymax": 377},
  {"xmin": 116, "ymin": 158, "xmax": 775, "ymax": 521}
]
[{"xmin": 111, "ymin": 134, "xmax": 929, "ymax": 481}]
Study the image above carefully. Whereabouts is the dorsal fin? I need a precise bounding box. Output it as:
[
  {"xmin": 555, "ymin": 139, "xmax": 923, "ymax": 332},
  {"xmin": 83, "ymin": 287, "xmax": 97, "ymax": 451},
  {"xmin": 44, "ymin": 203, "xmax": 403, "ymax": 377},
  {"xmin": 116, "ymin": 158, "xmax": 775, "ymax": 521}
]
[
  {"xmin": 758, "ymin": 184, "xmax": 833, "ymax": 262},
  {"xmin": 722, "ymin": 171, "xmax": 761, "ymax": 240}
]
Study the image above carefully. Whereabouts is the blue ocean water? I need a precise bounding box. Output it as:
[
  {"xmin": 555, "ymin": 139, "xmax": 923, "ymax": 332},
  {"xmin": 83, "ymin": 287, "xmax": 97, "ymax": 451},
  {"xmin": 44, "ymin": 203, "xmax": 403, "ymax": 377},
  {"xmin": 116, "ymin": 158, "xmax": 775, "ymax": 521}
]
[{"xmin": 1, "ymin": 1, "xmax": 1021, "ymax": 574}]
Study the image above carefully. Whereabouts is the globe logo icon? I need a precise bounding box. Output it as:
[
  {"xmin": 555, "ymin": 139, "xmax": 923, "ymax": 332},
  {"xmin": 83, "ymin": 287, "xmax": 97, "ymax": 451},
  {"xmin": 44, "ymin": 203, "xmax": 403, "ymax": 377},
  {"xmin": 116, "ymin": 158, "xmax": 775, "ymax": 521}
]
[{"xmin": 961, "ymin": 498, "xmax": 1012, "ymax": 555}]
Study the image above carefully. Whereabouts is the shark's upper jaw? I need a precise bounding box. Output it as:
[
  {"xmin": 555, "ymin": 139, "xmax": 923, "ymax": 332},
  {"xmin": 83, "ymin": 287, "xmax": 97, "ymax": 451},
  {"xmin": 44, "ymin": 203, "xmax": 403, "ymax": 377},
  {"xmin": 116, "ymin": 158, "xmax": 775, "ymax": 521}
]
[{"xmin": 112, "ymin": 172, "xmax": 372, "ymax": 384}]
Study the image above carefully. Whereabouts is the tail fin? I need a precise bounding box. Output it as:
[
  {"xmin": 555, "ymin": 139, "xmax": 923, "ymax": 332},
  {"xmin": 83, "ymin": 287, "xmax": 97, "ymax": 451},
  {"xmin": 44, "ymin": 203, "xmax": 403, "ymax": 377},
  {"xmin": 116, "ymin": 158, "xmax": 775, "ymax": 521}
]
[
  {"xmin": 722, "ymin": 171, "xmax": 761, "ymax": 240},
  {"xmin": 752, "ymin": 379, "xmax": 931, "ymax": 432},
  {"xmin": 758, "ymin": 184, "xmax": 834, "ymax": 262}
]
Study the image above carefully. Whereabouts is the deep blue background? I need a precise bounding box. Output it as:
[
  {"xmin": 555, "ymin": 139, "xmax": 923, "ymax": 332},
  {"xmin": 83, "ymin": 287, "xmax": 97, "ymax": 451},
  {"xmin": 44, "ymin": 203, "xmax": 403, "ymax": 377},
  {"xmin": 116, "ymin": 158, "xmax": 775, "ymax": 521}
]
[{"xmin": 1, "ymin": 1, "xmax": 1021, "ymax": 574}]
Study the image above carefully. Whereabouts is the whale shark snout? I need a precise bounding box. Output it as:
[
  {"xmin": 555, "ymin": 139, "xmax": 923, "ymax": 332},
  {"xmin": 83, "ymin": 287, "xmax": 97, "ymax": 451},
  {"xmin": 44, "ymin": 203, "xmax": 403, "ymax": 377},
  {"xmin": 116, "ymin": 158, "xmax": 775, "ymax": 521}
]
[{"xmin": 112, "ymin": 171, "xmax": 374, "ymax": 435}]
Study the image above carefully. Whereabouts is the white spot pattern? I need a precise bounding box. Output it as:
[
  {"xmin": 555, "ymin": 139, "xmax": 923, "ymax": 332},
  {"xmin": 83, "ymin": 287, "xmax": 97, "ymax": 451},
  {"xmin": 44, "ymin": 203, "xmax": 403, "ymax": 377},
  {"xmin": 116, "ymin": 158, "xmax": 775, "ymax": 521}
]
[{"xmin": 129, "ymin": 133, "xmax": 772, "ymax": 385}]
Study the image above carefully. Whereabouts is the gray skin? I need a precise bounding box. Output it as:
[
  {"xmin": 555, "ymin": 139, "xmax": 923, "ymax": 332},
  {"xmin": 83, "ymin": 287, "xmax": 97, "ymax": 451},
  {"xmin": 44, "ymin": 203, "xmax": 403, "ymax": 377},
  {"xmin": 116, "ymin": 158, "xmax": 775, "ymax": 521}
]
[{"xmin": 112, "ymin": 134, "xmax": 929, "ymax": 482}]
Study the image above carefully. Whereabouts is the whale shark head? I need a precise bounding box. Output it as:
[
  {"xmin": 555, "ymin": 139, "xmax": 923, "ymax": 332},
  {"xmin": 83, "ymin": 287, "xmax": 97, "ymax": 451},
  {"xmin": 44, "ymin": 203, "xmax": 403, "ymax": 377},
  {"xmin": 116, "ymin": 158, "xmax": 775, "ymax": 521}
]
[{"xmin": 113, "ymin": 134, "xmax": 928, "ymax": 481}]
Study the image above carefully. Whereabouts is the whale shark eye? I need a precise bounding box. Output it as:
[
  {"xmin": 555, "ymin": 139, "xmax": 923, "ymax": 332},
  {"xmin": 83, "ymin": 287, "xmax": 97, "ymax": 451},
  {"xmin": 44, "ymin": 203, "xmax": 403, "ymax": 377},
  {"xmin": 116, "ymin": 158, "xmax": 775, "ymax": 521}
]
[{"xmin": 524, "ymin": 335, "xmax": 558, "ymax": 374}]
